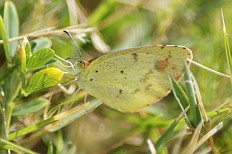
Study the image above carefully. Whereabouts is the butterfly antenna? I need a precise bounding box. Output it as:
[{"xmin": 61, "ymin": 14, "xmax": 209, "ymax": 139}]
[{"xmin": 63, "ymin": 30, "xmax": 83, "ymax": 61}]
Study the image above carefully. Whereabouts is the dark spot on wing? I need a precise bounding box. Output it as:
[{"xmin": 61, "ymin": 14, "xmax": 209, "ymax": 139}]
[
  {"xmin": 121, "ymin": 70, "xmax": 124, "ymax": 74},
  {"xmin": 174, "ymin": 45, "xmax": 178, "ymax": 47},
  {"xmin": 145, "ymin": 84, "xmax": 152, "ymax": 90},
  {"xmin": 90, "ymin": 79, "xmax": 93, "ymax": 81},
  {"xmin": 131, "ymin": 53, "xmax": 138, "ymax": 62},
  {"xmin": 119, "ymin": 89, "xmax": 122, "ymax": 94},
  {"xmin": 182, "ymin": 47, "xmax": 186, "ymax": 49},
  {"xmin": 161, "ymin": 46, "xmax": 164, "ymax": 49},
  {"xmin": 95, "ymin": 70, "xmax": 98, "ymax": 73},
  {"xmin": 133, "ymin": 89, "xmax": 140, "ymax": 94},
  {"xmin": 140, "ymin": 70, "xmax": 154, "ymax": 82},
  {"xmin": 154, "ymin": 60, "xmax": 169, "ymax": 72}
]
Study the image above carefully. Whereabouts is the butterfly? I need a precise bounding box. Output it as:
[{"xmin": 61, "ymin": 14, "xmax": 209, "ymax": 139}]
[{"xmin": 74, "ymin": 45, "xmax": 192, "ymax": 112}]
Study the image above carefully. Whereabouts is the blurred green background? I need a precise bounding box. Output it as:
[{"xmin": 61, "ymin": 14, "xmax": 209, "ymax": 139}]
[{"xmin": 0, "ymin": 0, "xmax": 231, "ymax": 153}]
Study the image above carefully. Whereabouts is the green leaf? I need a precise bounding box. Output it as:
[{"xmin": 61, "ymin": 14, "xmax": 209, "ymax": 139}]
[
  {"xmin": 26, "ymin": 48, "xmax": 55, "ymax": 71},
  {"xmin": 3, "ymin": 1, "xmax": 19, "ymax": 57},
  {"xmin": 24, "ymin": 67, "xmax": 63, "ymax": 95},
  {"xmin": 0, "ymin": 16, "xmax": 11, "ymax": 64},
  {"xmin": 31, "ymin": 37, "xmax": 52, "ymax": 53},
  {"xmin": 12, "ymin": 98, "xmax": 49, "ymax": 116},
  {"xmin": 3, "ymin": 68, "xmax": 21, "ymax": 104}
]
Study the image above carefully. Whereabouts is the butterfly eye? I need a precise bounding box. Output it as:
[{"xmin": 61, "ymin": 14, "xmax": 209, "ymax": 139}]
[{"xmin": 77, "ymin": 59, "xmax": 89, "ymax": 68}]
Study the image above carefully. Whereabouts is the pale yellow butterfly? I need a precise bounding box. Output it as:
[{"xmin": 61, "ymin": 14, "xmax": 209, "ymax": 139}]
[{"xmin": 75, "ymin": 45, "xmax": 193, "ymax": 112}]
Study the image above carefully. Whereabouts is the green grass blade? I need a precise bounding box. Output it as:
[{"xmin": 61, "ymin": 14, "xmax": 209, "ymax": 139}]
[
  {"xmin": 8, "ymin": 100, "xmax": 102, "ymax": 140},
  {"xmin": 221, "ymin": 10, "xmax": 232, "ymax": 85},
  {"xmin": 47, "ymin": 141, "xmax": 53, "ymax": 154},
  {"xmin": 155, "ymin": 107, "xmax": 189, "ymax": 150},
  {"xmin": 0, "ymin": 16, "xmax": 11, "ymax": 64},
  {"xmin": 3, "ymin": 1, "xmax": 19, "ymax": 57},
  {"xmin": 88, "ymin": 0, "xmax": 116, "ymax": 26},
  {"xmin": 0, "ymin": 138, "xmax": 38, "ymax": 154},
  {"xmin": 66, "ymin": 0, "xmax": 78, "ymax": 25},
  {"xmin": 184, "ymin": 63, "xmax": 201, "ymax": 128},
  {"xmin": 169, "ymin": 76, "xmax": 191, "ymax": 127}
]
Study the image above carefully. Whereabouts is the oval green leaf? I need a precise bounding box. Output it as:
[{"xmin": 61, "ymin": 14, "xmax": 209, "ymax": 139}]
[
  {"xmin": 3, "ymin": 1, "xmax": 19, "ymax": 57},
  {"xmin": 25, "ymin": 67, "xmax": 63, "ymax": 95},
  {"xmin": 26, "ymin": 48, "xmax": 55, "ymax": 71}
]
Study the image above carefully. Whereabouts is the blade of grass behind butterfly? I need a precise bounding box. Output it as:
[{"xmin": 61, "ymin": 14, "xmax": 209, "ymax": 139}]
[
  {"xmin": 155, "ymin": 106, "xmax": 189, "ymax": 150},
  {"xmin": 155, "ymin": 74, "xmax": 190, "ymax": 150},
  {"xmin": 188, "ymin": 64, "xmax": 218, "ymax": 152},
  {"xmin": 221, "ymin": 10, "xmax": 232, "ymax": 85},
  {"xmin": 8, "ymin": 99, "xmax": 102, "ymax": 140},
  {"xmin": 184, "ymin": 63, "xmax": 201, "ymax": 128},
  {"xmin": 169, "ymin": 75, "xmax": 192, "ymax": 127}
]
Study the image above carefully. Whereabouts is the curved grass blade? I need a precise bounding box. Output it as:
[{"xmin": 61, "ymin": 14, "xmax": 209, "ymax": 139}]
[
  {"xmin": 9, "ymin": 100, "xmax": 102, "ymax": 140},
  {"xmin": 184, "ymin": 63, "xmax": 201, "ymax": 128},
  {"xmin": 221, "ymin": 10, "xmax": 232, "ymax": 85}
]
